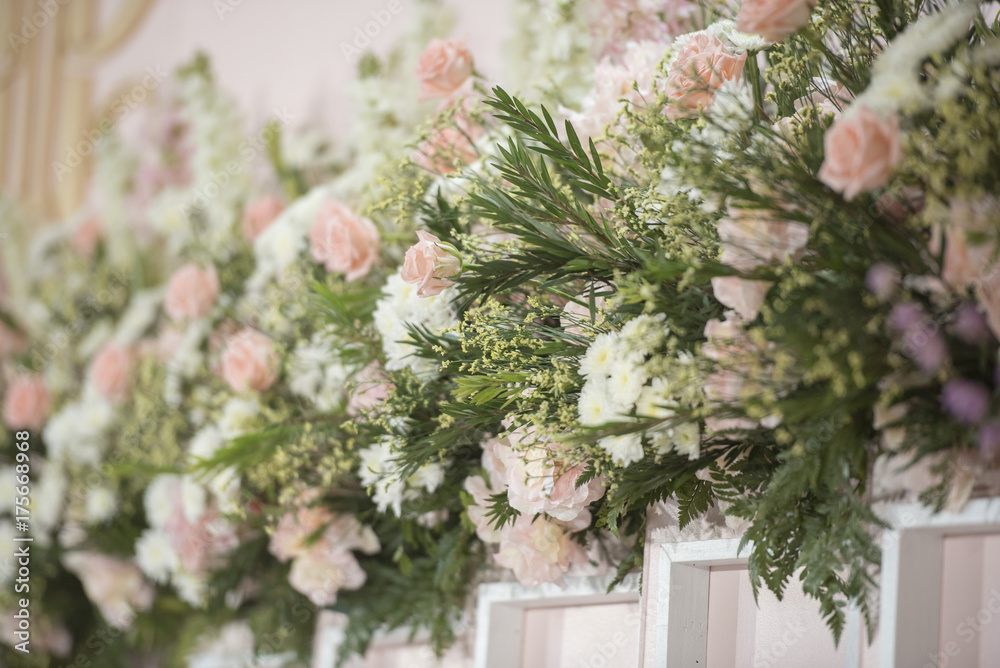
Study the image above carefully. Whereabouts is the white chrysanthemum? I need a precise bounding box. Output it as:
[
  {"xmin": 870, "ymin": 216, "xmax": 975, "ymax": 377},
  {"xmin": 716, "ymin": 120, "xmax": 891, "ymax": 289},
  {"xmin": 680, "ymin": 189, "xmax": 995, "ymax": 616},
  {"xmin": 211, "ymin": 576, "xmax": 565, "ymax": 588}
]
[
  {"xmin": 114, "ymin": 288, "xmax": 164, "ymax": 345},
  {"xmin": 608, "ymin": 362, "xmax": 648, "ymax": 409},
  {"xmin": 85, "ymin": 486, "xmax": 118, "ymax": 524},
  {"xmin": 218, "ymin": 397, "xmax": 259, "ymax": 440},
  {"xmin": 144, "ymin": 475, "xmax": 179, "ymax": 529},
  {"xmin": 653, "ymin": 421, "xmax": 701, "ymax": 459},
  {"xmin": 599, "ymin": 433, "xmax": 644, "ymax": 465},
  {"xmin": 180, "ymin": 476, "xmax": 208, "ymax": 524},
  {"xmin": 189, "ymin": 425, "xmax": 225, "ymax": 461},
  {"xmin": 173, "ymin": 570, "xmax": 207, "ymax": 607},
  {"xmin": 373, "ymin": 270, "xmax": 459, "ymax": 379},
  {"xmin": 248, "ymin": 184, "xmax": 330, "ymax": 292},
  {"xmin": 578, "ymin": 379, "xmax": 615, "ymax": 426},
  {"xmin": 135, "ymin": 529, "xmax": 179, "ymax": 583},
  {"xmin": 710, "ymin": 79, "xmax": 761, "ymax": 134},
  {"xmin": 410, "ymin": 462, "xmax": 445, "ymax": 493},
  {"xmin": 620, "ymin": 314, "xmax": 667, "ymax": 358},
  {"xmin": 288, "ymin": 330, "xmax": 351, "ymax": 411},
  {"xmin": 42, "ymin": 400, "xmax": 86, "ymax": 462},
  {"xmin": 579, "ymin": 332, "xmax": 620, "ymax": 379},
  {"xmin": 33, "ymin": 463, "xmax": 67, "ymax": 540}
]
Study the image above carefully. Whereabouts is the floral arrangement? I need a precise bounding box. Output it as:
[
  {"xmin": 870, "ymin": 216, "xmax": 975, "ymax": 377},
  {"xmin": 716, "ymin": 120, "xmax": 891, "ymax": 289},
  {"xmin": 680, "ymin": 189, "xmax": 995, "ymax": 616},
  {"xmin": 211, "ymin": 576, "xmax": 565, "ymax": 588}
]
[{"xmin": 3, "ymin": 0, "xmax": 1000, "ymax": 665}]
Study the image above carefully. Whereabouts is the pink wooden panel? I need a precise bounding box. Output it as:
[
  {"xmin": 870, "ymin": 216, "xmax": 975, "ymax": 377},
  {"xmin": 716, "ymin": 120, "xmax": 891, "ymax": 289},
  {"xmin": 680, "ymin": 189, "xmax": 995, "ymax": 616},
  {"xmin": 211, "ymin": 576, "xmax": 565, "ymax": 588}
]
[
  {"xmin": 705, "ymin": 567, "xmax": 846, "ymax": 668},
  {"xmin": 939, "ymin": 534, "xmax": 1000, "ymax": 668},
  {"xmin": 520, "ymin": 602, "xmax": 640, "ymax": 668}
]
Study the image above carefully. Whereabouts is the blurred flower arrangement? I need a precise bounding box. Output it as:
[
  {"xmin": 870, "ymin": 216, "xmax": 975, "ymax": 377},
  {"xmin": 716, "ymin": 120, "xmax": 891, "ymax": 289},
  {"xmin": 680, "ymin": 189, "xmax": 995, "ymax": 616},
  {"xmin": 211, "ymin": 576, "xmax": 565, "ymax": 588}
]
[{"xmin": 2, "ymin": 0, "xmax": 1000, "ymax": 665}]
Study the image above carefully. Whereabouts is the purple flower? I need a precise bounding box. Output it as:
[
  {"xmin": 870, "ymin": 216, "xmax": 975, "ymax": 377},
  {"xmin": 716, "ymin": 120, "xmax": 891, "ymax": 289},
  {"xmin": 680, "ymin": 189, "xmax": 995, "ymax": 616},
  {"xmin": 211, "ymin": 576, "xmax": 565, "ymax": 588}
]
[
  {"xmin": 889, "ymin": 301, "xmax": 926, "ymax": 334},
  {"xmin": 865, "ymin": 263, "xmax": 900, "ymax": 302},
  {"xmin": 910, "ymin": 331, "xmax": 948, "ymax": 374},
  {"xmin": 941, "ymin": 378, "xmax": 992, "ymax": 425},
  {"xmin": 978, "ymin": 420, "xmax": 1000, "ymax": 459},
  {"xmin": 952, "ymin": 303, "xmax": 990, "ymax": 345}
]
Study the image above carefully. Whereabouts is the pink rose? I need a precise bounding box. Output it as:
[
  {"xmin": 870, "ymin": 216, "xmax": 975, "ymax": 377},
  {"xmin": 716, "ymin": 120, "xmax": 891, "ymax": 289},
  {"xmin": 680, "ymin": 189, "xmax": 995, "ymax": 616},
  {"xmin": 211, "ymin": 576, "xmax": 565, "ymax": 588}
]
[
  {"xmin": 72, "ymin": 215, "xmax": 103, "ymax": 257},
  {"xmin": 415, "ymin": 38, "xmax": 473, "ymax": 101},
  {"xmin": 346, "ymin": 362, "xmax": 392, "ymax": 417},
  {"xmin": 309, "ymin": 201, "xmax": 380, "ymax": 281},
  {"xmin": 3, "ymin": 375, "xmax": 50, "ymax": 430},
  {"xmin": 464, "ymin": 474, "xmax": 504, "ymax": 544},
  {"xmin": 401, "ymin": 231, "xmax": 461, "ymax": 297},
  {"xmin": 817, "ymin": 106, "xmax": 901, "ymax": 201},
  {"xmin": 270, "ymin": 504, "xmax": 379, "ymax": 563},
  {"xmin": 220, "ymin": 329, "xmax": 279, "ymax": 393},
  {"xmin": 494, "ymin": 514, "xmax": 588, "ymax": 587},
  {"xmin": 62, "ymin": 552, "xmax": 153, "ymax": 628},
  {"xmin": 496, "ymin": 426, "xmax": 605, "ymax": 523},
  {"xmin": 287, "ymin": 544, "xmax": 367, "ymax": 606},
  {"xmin": 89, "ymin": 342, "xmax": 135, "ymax": 401},
  {"xmin": 664, "ymin": 33, "xmax": 746, "ymax": 119},
  {"xmin": 414, "ymin": 126, "xmax": 478, "ymax": 175},
  {"xmin": 241, "ymin": 195, "xmax": 284, "ymax": 242},
  {"xmin": 736, "ymin": 0, "xmax": 816, "ymax": 43},
  {"xmin": 165, "ymin": 263, "xmax": 219, "ymax": 321}
]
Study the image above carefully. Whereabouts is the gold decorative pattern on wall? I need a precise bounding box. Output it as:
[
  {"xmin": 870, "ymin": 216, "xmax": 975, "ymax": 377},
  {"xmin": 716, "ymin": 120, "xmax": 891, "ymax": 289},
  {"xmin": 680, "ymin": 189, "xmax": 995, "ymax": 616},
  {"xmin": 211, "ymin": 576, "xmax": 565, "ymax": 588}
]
[{"xmin": 0, "ymin": 0, "xmax": 157, "ymax": 222}]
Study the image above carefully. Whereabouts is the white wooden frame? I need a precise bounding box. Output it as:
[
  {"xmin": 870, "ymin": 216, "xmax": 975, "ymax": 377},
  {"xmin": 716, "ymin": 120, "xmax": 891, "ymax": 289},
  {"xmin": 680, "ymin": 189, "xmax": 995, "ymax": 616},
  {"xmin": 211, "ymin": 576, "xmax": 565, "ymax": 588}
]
[
  {"xmin": 878, "ymin": 497, "xmax": 1000, "ymax": 668},
  {"xmin": 474, "ymin": 572, "xmax": 642, "ymax": 668},
  {"xmin": 645, "ymin": 538, "xmax": 747, "ymax": 667}
]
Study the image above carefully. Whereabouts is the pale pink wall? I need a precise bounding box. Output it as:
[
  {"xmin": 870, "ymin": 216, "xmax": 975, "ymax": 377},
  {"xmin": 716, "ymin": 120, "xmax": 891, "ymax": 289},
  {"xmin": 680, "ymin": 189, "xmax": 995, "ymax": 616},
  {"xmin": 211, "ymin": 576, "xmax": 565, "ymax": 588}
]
[{"xmin": 94, "ymin": 0, "xmax": 513, "ymax": 137}]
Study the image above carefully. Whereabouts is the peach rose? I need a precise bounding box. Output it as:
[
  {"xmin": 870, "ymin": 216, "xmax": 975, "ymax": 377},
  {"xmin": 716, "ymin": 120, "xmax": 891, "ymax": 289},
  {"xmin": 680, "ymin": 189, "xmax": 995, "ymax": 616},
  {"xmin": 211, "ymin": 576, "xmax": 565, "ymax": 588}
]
[
  {"xmin": 717, "ymin": 212, "xmax": 810, "ymax": 272},
  {"xmin": 817, "ymin": 106, "xmax": 901, "ymax": 201},
  {"xmin": 220, "ymin": 329, "xmax": 279, "ymax": 393},
  {"xmin": 165, "ymin": 263, "xmax": 219, "ymax": 321},
  {"xmin": 401, "ymin": 231, "xmax": 461, "ymax": 297},
  {"xmin": 414, "ymin": 126, "xmax": 478, "ymax": 175},
  {"xmin": 241, "ymin": 195, "xmax": 284, "ymax": 242},
  {"xmin": 664, "ymin": 33, "xmax": 746, "ymax": 119},
  {"xmin": 415, "ymin": 38, "xmax": 473, "ymax": 101},
  {"xmin": 89, "ymin": 342, "xmax": 135, "ymax": 401},
  {"xmin": 72, "ymin": 215, "xmax": 102, "ymax": 257},
  {"xmin": 3, "ymin": 375, "xmax": 50, "ymax": 430},
  {"xmin": 737, "ymin": 0, "xmax": 816, "ymax": 43},
  {"xmin": 309, "ymin": 201, "xmax": 380, "ymax": 281},
  {"xmin": 710, "ymin": 276, "xmax": 772, "ymax": 321}
]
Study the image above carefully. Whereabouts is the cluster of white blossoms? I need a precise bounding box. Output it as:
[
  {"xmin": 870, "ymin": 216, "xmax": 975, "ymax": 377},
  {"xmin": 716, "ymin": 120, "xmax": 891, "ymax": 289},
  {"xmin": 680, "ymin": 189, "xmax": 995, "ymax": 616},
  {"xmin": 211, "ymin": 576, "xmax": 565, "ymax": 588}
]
[
  {"xmin": 854, "ymin": 1, "xmax": 980, "ymax": 115},
  {"xmin": 358, "ymin": 437, "xmax": 446, "ymax": 517},
  {"xmin": 578, "ymin": 314, "xmax": 699, "ymax": 465},
  {"xmin": 373, "ymin": 269, "xmax": 459, "ymax": 379},
  {"xmin": 42, "ymin": 389, "xmax": 114, "ymax": 466},
  {"xmin": 287, "ymin": 328, "xmax": 352, "ymax": 412}
]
